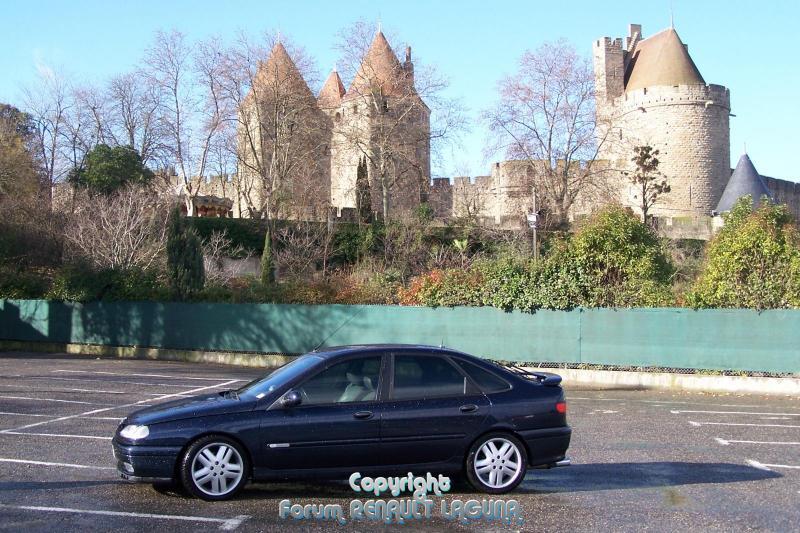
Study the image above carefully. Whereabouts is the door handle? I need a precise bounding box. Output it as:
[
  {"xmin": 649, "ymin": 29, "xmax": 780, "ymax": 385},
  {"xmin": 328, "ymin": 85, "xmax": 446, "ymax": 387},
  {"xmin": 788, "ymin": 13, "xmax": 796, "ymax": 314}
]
[
  {"xmin": 353, "ymin": 411, "xmax": 373, "ymax": 420},
  {"xmin": 460, "ymin": 404, "xmax": 478, "ymax": 413}
]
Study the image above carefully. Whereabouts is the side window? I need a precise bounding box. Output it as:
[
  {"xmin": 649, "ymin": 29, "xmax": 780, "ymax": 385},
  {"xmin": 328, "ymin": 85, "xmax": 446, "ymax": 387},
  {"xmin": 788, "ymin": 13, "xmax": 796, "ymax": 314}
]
[
  {"xmin": 453, "ymin": 359, "xmax": 511, "ymax": 393},
  {"xmin": 392, "ymin": 355, "xmax": 469, "ymax": 400},
  {"xmin": 296, "ymin": 356, "xmax": 381, "ymax": 405}
]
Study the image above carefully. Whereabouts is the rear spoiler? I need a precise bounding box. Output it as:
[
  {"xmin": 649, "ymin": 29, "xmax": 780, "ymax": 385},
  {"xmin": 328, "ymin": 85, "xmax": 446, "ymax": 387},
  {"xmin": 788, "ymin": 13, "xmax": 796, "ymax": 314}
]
[{"xmin": 501, "ymin": 364, "xmax": 563, "ymax": 386}]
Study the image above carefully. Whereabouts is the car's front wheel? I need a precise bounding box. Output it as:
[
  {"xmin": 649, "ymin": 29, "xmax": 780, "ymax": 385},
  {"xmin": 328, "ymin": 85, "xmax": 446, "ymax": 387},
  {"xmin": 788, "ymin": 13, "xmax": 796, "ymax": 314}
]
[
  {"xmin": 179, "ymin": 435, "xmax": 249, "ymax": 501},
  {"xmin": 465, "ymin": 433, "xmax": 527, "ymax": 494}
]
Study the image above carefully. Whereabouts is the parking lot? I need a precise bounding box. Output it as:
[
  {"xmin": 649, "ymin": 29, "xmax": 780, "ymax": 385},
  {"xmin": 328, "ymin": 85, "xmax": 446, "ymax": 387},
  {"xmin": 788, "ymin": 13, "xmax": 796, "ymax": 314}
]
[{"xmin": 0, "ymin": 352, "xmax": 798, "ymax": 532}]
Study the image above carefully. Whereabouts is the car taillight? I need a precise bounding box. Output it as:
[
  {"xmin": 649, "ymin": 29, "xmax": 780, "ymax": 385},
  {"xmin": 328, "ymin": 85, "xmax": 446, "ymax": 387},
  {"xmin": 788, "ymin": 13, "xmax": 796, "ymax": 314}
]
[{"xmin": 556, "ymin": 401, "xmax": 567, "ymax": 414}]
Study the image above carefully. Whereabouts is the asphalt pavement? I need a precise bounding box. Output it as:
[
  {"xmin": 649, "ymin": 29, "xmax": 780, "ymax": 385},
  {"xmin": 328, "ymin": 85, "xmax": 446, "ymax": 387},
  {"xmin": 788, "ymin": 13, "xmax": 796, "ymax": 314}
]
[{"xmin": 0, "ymin": 352, "xmax": 798, "ymax": 532}]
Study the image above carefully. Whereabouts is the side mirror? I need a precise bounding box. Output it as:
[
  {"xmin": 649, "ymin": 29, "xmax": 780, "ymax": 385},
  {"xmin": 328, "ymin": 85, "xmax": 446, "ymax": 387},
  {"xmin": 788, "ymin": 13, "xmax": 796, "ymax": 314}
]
[{"xmin": 281, "ymin": 390, "xmax": 302, "ymax": 408}]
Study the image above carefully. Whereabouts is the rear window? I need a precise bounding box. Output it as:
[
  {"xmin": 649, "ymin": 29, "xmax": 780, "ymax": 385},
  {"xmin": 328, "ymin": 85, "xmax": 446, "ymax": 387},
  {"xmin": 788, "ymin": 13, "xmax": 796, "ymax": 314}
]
[
  {"xmin": 453, "ymin": 359, "xmax": 511, "ymax": 393},
  {"xmin": 392, "ymin": 355, "xmax": 469, "ymax": 400}
]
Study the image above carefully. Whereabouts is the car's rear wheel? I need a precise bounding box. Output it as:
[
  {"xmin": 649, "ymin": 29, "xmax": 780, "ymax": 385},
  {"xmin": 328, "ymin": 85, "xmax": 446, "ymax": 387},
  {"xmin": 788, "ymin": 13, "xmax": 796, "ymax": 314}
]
[
  {"xmin": 465, "ymin": 433, "xmax": 527, "ymax": 494},
  {"xmin": 179, "ymin": 435, "xmax": 249, "ymax": 501}
]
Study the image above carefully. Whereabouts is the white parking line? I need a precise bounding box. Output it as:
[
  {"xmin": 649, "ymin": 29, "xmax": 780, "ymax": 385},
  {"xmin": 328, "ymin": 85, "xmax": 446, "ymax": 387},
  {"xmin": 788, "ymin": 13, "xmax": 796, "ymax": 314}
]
[
  {"xmin": 53, "ymin": 369, "xmax": 248, "ymax": 382},
  {"xmin": 0, "ymin": 395, "xmax": 108, "ymax": 406},
  {"xmin": 2, "ymin": 387, "xmax": 193, "ymax": 397},
  {"xmin": 570, "ymin": 398, "xmax": 765, "ymax": 408},
  {"xmin": 689, "ymin": 421, "xmax": 800, "ymax": 428},
  {"xmin": 0, "ymin": 505, "xmax": 249, "ymax": 531},
  {"xmin": 746, "ymin": 459, "xmax": 800, "ymax": 472},
  {"xmin": 0, "ymin": 458, "xmax": 114, "ymax": 470},
  {"xmin": 29, "ymin": 376, "xmax": 210, "ymax": 388},
  {"xmin": 0, "ymin": 379, "xmax": 240, "ymax": 433},
  {"xmin": 672, "ymin": 410, "xmax": 800, "ymax": 416},
  {"xmin": 715, "ymin": 437, "xmax": 800, "ymax": 446},
  {"xmin": 1, "ymin": 431, "xmax": 111, "ymax": 440},
  {"xmin": 0, "ymin": 412, "xmax": 123, "ymax": 421}
]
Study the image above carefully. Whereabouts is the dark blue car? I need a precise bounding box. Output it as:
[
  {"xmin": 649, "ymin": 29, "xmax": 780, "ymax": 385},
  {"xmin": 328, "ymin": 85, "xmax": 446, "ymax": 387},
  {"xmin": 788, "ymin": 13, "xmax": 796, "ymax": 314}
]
[{"xmin": 112, "ymin": 345, "xmax": 571, "ymax": 500}]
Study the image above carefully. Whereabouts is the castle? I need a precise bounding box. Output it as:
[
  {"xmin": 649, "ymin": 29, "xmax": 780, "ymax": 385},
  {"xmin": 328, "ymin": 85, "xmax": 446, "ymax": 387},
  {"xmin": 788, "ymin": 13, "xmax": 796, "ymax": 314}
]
[
  {"xmin": 184, "ymin": 24, "xmax": 800, "ymax": 237},
  {"xmin": 193, "ymin": 31, "xmax": 431, "ymax": 222},
  {"xmin": 591, "ymin": 23, "xmax": 800, "ymax": 233}
]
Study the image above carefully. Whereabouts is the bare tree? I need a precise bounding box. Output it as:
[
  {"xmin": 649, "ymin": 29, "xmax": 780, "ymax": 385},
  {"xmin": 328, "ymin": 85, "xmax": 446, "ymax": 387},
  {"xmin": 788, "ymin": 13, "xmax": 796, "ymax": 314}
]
[
  {"xmin": 64, "ymin": 185, "xmax": 170, "ymax": 270},
  {"xmin": 334, "ymin": 21, "xmax": 465, "ymax": 220},
  {"xmin": 275, "ymin": 221, "xmax": 336, "ymax": 279},
  {"xmin": 202, "ymin": 230, "xmax": 254, "ymax": 285},
  {"xmin": 106, "ymin": 72, "xmax": 166, "ymax": 166},
  {"xmin": 143, "ymin": 30, "xmax": 226, "ymax": 215},
  {"xmin": 484, "ymin": 40, "xmax": 611, "ymax": 227},
  {"xmin": 22, "ymin": 69, "xmax": 72, "ymax": 197}
]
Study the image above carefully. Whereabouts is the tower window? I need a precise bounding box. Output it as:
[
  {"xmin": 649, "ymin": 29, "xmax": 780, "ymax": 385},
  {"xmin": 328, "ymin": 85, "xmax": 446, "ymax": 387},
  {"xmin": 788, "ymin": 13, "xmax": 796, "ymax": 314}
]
[{"xmin": 383, "ymin": 100, "xmax": 389, "ymax": 113}]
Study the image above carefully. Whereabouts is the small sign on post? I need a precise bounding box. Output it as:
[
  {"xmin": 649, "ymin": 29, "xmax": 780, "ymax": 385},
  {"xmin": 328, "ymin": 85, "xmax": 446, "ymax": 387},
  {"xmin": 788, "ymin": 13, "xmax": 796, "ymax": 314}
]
[{"xmin": 526, "ymin": 212, "xmax": 538, "ymax": 229}]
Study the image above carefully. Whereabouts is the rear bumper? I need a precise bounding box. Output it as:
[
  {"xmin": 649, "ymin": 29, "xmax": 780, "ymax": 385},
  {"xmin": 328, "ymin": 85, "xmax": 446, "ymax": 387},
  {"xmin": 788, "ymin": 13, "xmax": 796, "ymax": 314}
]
[
  {"xmin": 518, "ymin": 426, "xmax": 572, "ymax": 467},
  {"xmin": 112, "ymin": 438, "xmax": 181, "ymax": 482}
]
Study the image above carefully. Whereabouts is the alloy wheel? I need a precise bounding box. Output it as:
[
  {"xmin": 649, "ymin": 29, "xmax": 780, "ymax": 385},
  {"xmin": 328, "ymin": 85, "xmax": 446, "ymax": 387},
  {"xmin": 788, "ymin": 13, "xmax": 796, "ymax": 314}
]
[
  {"xmin": 473, "ymin": 437, "xmax": 523, "ymax": 489},
  {"xmin": 190, "ymin": 442, "xmax": 244, "ymax": 497}
]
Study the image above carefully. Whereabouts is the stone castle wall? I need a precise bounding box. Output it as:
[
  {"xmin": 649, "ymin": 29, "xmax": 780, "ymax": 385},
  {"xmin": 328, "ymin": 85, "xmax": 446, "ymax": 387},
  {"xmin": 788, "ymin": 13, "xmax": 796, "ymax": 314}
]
[{"xmin": 763, "ymin": 176, "xmax": 800, "ymax": 220}]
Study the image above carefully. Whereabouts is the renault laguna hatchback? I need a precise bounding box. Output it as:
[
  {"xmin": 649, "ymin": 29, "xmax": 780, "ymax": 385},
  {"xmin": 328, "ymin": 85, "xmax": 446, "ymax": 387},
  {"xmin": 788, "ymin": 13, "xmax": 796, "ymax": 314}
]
[{"xmin": 112, "ymin": 345, "xmax": 571, "ymax": 500}]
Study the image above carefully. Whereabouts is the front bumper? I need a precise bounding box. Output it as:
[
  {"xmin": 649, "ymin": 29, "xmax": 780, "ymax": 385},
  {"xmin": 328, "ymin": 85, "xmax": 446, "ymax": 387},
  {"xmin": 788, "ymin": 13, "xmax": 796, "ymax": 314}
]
[
  {"xmin": 519, "ymin": 425, "xmax": 572, "ymax": 467},
  {"xmin": 112, "ymin": 438, "xmax": 181, "ymax": 482}
]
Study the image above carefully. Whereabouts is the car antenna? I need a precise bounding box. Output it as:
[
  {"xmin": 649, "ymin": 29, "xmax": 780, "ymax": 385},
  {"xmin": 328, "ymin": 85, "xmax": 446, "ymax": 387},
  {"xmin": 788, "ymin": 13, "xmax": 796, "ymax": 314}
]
[
  {"xmin": 311, "ymin": 307, "xmax": 367, "ymax": 352},
  {"xmin": 439, "ymin": 338, "xmax": 445, "ymax": 349}
]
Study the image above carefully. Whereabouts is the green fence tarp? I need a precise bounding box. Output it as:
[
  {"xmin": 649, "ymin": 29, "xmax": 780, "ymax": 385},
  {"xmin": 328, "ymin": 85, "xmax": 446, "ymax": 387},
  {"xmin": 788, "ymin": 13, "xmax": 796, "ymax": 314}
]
[{"xmin": 1, "ymin": 300, "xmax": 798, "ymax": 373}]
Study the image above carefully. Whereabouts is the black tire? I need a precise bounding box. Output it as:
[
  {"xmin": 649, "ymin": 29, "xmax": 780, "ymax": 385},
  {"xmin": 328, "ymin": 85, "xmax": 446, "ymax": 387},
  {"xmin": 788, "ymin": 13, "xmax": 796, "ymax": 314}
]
[
  {"xmin": 179, "ymin": 435, "xmax": 250, "ymax": 501},
  {"xmin": 465, "ymin": 432, "xmax": 528, "ymax": 494}
]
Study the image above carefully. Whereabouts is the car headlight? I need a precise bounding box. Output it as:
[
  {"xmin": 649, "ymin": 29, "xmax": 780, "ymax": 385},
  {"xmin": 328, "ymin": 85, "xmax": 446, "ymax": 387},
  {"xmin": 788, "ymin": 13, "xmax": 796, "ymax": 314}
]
[{"xmin": 119, "ymin": 424, "xmax": 150, "ymax": 440}]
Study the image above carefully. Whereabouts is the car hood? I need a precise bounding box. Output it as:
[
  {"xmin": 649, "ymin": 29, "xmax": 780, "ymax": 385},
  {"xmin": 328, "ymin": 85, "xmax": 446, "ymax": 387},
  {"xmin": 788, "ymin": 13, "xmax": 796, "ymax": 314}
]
[{"xmin": 125, "ymin": 392, "xmax": 255, "ymax": 425}]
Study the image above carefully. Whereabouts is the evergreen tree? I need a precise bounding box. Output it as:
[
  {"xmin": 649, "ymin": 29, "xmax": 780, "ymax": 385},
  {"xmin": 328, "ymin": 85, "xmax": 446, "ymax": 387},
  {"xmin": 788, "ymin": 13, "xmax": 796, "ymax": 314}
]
[
  {"xmin": 260, "ymin": 226, "xmax": 274, "ymax": 285},
  {"xmin": 166, "ymin": 206, "xmax": 205, "ymax": 298},
  {"xmin": 355, "ymin": 157, "xmax": 372, "ymax": 224}
]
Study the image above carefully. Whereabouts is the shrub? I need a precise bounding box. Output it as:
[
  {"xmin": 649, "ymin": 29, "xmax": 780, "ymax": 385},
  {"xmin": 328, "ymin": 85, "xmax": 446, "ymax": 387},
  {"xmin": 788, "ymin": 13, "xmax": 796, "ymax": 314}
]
[
  {"xmin": 398, "ymin": 268, "xmax": 484, "ymax": 307},
  {"xmin": 398, "ymin": 206, "xmax": 675, "ymax": 311},
  {"xmin": 539, "ymin": 205, "xmax": 675, "ymax": 308},
  {"xmin": 0, "ymin": 266, "xmax": 49, "ymax": 299},
  {"xmin": 45, "ymin": 265, "xmax": 165, "ymax": 302},
  {"xmin": 687, "ymin": 197, "xmax": 800, "ymax": 309}
]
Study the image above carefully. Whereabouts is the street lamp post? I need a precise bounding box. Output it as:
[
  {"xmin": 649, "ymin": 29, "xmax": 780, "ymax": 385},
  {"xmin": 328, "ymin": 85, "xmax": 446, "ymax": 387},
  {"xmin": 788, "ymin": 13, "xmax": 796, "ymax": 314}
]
[{"xmin": 526, "ymin": 195, "xmax": 540, "ymax": 262}]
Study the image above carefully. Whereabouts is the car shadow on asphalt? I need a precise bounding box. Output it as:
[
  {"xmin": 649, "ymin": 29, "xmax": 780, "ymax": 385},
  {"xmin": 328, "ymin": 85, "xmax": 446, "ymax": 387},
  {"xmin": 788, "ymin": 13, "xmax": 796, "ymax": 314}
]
[{"xmin": 518, "ymin": 462, "xmax": 781, "ymax": 493}]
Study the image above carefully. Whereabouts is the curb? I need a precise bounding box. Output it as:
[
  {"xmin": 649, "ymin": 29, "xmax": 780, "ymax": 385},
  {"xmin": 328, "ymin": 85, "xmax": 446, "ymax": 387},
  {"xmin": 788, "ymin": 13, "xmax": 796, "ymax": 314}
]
[
  {"xmin": 2, "ymin": 340, "xmax": 798, "ymax": 396},
  {"xmin": 528, "ymin": 367, "xmax": 800, "ymax": 396},
  {"xmin": 0, "ymin": 340, "xmax": 294, "ymax": 368}
]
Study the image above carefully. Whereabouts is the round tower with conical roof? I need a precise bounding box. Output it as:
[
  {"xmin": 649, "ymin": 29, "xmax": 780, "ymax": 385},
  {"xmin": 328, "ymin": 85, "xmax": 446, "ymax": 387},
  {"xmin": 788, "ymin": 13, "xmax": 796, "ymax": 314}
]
[
  {"xmin": 237, "ymin": 42, "xmax": 331, "ymax": 219},
  {"xmin": 328, "ymin": 30, "xmax": 431, "ymax": 219},
  {"xmin": 593, "ymin": 24, "xmax": 731, "ymax": 218}
]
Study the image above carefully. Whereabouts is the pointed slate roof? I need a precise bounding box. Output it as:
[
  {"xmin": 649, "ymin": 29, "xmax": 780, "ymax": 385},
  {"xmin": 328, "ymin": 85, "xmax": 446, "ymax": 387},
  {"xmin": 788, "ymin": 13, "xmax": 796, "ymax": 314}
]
[
  {"xmin": 715, "ymin": 153, "xmax": 773, "ymax": 213},
  {"xmin": 346, "ymin": 31, "xmax": 408, "ymax": 98},
  {"xmin": 251, "ymin": 42, "xmax": 316, "ymax": 102},
  {"xmin": 318, "ymin": 69, "xmax": 346, "ymax": 109},
  {"xmin": 625, "ymin": 28, "xmax": 705, "ymax": 92}
]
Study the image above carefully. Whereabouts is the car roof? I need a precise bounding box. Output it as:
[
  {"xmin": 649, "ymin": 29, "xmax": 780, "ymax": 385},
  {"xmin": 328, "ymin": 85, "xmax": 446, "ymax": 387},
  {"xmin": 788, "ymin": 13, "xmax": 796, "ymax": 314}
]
[{"xmin": 311, "ymin": 344, "xmax": 471, "ymax": 360}]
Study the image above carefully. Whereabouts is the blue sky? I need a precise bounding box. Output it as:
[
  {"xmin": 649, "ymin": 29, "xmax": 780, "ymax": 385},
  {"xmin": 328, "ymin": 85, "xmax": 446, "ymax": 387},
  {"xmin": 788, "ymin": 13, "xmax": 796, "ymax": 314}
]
[{"xmin": 1, "ymin": 0, "xmax": 797, "ymax": 181}]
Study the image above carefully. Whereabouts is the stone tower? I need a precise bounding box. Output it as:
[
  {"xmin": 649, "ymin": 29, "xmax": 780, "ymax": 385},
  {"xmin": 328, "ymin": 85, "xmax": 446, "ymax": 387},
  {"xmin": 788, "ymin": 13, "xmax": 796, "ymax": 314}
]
[
  {"xmin": 237, "ymin": 42, "xmax": 331, "ymax": 219},
  {"xmin": 328, "ymin": 31, "xmax": 431, "ymax": 219},
  {"xmin": 593, "ymin": 24, "xmax": 730, "ymax": 218}
]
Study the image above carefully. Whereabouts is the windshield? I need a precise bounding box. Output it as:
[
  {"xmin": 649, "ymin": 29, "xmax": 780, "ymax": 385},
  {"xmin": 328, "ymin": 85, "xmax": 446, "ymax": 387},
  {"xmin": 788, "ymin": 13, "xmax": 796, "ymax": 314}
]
[{"xmin": 236, "ymin": 354, "xmax": 322, "ymax": 400}]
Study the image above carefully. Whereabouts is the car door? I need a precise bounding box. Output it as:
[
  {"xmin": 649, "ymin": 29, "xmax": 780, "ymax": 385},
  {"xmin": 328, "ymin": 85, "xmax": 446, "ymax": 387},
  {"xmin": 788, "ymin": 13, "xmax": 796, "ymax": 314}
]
[
  {"xmin": 256, "ymin": 354, "xmax": 385, "ymax": 471},
  {"xmin": 379, "ymin": 352, "xmax": 490, "ymax": 467}
]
